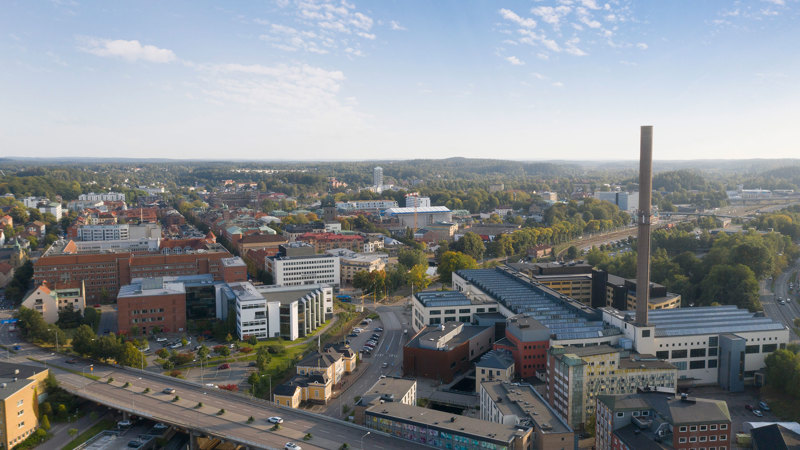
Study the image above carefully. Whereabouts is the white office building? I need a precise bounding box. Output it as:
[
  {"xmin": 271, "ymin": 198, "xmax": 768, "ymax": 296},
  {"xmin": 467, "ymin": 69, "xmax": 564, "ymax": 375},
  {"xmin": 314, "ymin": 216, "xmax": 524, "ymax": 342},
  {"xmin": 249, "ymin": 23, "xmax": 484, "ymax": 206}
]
[
  {"xmin": 266, "ymin": 244, "xmax": 340, "ymax": 287},
  {"xmin": 76, "ymin": 223, "xmax": 161, "ymax": 241},
  {"xmin": 385, "ymin": 206, "xmax": 452, "ymax": 228},
  {"xmin": 594, "ymin": 191, "xmax": 639, "ymax": 213},
  {"xmin": 335, "ymin": 200, "xmax": 398, "ymax": 211},
  {"xmin": 78, "ymin": 192, "xmax": 127, "ymax": 202},
  {"xmin": 405, "ymin": 195, "xmax": 431, "ymax": 208},
  {"xmin": 373, "ymin": 166, "xmax": 383, "ymax": 190}
]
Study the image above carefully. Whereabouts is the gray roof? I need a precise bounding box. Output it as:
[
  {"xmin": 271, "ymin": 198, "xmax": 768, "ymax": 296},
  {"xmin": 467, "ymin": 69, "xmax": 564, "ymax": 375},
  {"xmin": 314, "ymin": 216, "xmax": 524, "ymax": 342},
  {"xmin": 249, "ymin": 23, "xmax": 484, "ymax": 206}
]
[
  {"xmin": 362, "ymin": 377, "xmax": 416, "ymax": 404},
  {"xmin": 642, "ymin": 305, "xmax": 785, "ymax": 337},
  {"xmin": 481, "ymin": 381, "xmax": 573, "ymax": 435},
  {"xmin": 365, "ymin": 402, "xmax": 528, "ymax": 445},
  {"xmin": 599, "ymin": 392, "xmax": 731, "ymax": 425},
  {"xmin": 0, "ymin": 362, "xmax": 46, "ymax": 400},
  {"xmin": 415, "ymin": 290, "xmax": 493, "ymax": 307},
  {"xmin": 457, "ymin": 268, "xmax": 620, "ymax": 340},
  {"xmin": 385, "ymin": 206, "xmax": 451, "ymax": 215},
  {"xmin": 476, "ymin": 350, "xmax": 515, "ymax": 370},
  {"xmin": 614, "ymin": 424, "xmax": 669, "ymax": 450}
]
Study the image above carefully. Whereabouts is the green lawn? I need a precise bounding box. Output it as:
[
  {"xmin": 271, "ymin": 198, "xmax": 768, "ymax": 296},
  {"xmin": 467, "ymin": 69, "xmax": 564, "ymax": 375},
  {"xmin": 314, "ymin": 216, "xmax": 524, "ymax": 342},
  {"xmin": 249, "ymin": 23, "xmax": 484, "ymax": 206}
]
[{"xmin": 61, "ymin": 419, "xmax": 115, "ymax": 450}]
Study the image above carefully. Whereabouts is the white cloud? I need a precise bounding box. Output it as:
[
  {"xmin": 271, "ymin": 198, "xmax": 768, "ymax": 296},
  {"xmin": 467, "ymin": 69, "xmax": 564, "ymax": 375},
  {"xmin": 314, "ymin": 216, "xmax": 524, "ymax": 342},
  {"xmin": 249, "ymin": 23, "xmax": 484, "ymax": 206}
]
[
  {"xmin": 552, "ymin": 81, "xmax": 564, "ymax": 87},
  {"xmin": 580, "ymin": 0, "xmax": 601, "ymax": 9},
  {"xmin": 390, "ymin": 20, "xmax": 406, "ymax": 31},
  {"xmin": 531, "ymin": 6, "xmax": 567, "ymax": 27},
  {"xmin": 762, "ymin": 0, "xmax": 785, "ymax": 5},
  {"xmin": 499, "ymin": 8, "xmax": 537, "ymax": 28},
  {"xmin": 636, "ymin": 42, "xmax": 648, "ymax": 50},
  {"xmin": 506, "ymin": 55, "xmax": 525, "ymax": 65},
  {"xmin": 565, "ymin": 37, "xmax": 587, "ymax": 55},
  {"xmin": 79, "ymin": 38, "xmax": 176, "ymax": 63}
]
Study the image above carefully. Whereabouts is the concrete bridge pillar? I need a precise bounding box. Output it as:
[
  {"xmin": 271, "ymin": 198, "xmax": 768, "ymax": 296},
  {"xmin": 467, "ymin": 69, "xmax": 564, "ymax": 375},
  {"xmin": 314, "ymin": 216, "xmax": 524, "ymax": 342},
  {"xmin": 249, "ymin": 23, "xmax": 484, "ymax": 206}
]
[{"xmin": 189, "ymin": 431, "xmax": 200, "ymax": 450}]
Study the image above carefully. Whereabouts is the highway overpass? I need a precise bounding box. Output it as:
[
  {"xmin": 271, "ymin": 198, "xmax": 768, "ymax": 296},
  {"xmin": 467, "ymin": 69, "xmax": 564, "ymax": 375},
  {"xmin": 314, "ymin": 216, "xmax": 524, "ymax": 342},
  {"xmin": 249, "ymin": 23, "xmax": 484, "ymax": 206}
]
[{"xmin": 52, "ymin": 362, "xmax": 426, "ymax": 450}]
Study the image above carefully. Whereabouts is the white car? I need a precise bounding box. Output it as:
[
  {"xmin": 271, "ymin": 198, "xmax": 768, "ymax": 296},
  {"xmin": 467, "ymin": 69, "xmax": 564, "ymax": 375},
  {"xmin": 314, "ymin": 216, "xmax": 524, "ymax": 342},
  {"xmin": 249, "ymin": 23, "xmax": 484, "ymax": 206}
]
[
  {"xmin": 285, "ymin": 443, "xmax": 301, "ymax": 450},
  {"xmin": 153, "ymin": 423, "xmax": 168, "ymax": 431},
  {"xmin": 268, "ymin": 416, "xmax": 284, "ymax": 424},
  {"xmin": 156, "ymin": 337, "xmax": 167, "ymax": 342}
]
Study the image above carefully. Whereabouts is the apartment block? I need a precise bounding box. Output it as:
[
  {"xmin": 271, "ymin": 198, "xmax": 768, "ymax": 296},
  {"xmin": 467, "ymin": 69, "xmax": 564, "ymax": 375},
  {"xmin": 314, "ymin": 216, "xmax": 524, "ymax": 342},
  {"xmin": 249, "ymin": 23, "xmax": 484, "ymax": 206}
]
[
  {"xmin": 547, "ymin": 345, "xmax": 677, "ymax": 430},
  {"xmin": 266, "ymin": 243, "xmax": 339, "ymax": 287},
  {"xmin": 475, "ymin": 349, "xmax": 515, "ymax": 391},
  {"xmin": 595, "ymin": 391, "xmax": 731, "ymax": 450},
  {"xmin": 0, "ymin": 362, "xmax": 49, "ymax": 450}
]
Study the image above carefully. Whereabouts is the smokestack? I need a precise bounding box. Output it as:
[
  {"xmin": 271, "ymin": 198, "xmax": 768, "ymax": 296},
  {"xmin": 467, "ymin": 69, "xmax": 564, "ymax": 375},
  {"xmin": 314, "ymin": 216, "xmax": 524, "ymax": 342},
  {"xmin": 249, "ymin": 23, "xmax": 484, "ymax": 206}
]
[{"xmin": 636, "ymin": 126, "xmax": 653, "ymax": 326}]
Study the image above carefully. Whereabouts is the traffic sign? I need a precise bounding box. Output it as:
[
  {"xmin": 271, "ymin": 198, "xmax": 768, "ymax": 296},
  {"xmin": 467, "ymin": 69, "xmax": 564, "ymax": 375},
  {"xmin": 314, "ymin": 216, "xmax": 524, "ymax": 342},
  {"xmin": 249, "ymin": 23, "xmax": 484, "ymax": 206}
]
[{"xmin": 0, "ymin": 319, "xmax": 18, "ymax": 324}]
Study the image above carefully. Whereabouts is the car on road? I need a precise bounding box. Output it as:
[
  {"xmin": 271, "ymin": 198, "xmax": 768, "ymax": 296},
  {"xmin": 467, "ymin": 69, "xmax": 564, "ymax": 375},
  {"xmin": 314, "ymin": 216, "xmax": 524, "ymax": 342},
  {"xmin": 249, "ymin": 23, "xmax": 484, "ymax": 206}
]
[
  {"xmin": 12, "ymin": 345, "xmax": 21, "ymax": 351},
  {"xmin": 348, "ymin": 333, "xmax": 359, "ymax": 338},
  {"xmin": 382, "ymin": 362, "xmax": 389, "ymax": 368},
  {"xmin": 248, "ymin": 361, "xmax": 257, "ymax": 367},
  {"xmin": 268, "ymin": 416, "xmax": 284, "ymax": 424},
  {"xmin": 156, "ymin": 337, "xmax": 167, "ymax": 342},
  {"xmin": 753, "ymin": 409, "xmax": 764, "ymax": 417},
  {"xmin": 205, "ymin": 383, "xmax": 218, "ymax": 388},
  {"xmin": 127, "ymin": 440, "xmax": 143, "ymax": 448},
  {"xmin": 745, "ymin": 404, "xmax": 753, "ymax": 411},
  {"xmin": 218, "ymin": 363, "xmax": 230, "ymax": 370},
  {"xmin": 153, "ymin": 423, "xmax": 168, "ymax": 431},
  {"xmin": 780, "ymin": 300, "xmax": 786, "ymax": 305},
  {"xmin": 759, "ymin": 401, "xmax": 770, "ymax": 411},
  {"xmin": 285, "ymin": 443, "xmax": 301, "ymax": 450},
  {"xmin": 118, "ymin": 420, "xmax": 132, "ymax": 427},
  {"xmin": 170, "ymin": 342, "xmax": 182, "ymax": 349},
  {"xmin": 162, "ymin": 387, "xmax": 176, "ymax": 394},
  {"xmin": 93, "ymin": 304, "xmax": 102, "ymax": 308},
  {"xmin": 65, "ymin": 358, "xmax": 78, "ymax": 364}
]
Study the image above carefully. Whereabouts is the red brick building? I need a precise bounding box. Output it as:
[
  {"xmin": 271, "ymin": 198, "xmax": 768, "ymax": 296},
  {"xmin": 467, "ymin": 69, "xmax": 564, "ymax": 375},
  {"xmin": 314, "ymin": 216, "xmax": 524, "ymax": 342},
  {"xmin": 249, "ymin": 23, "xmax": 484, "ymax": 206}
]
[
  {"xmin": 34, "ymin": 241, "xmax": 246, "ymax": 301},
  {"xmin": 296, "ymin": 232, "xmax": 365, "ymax": 253},
  {"xmin": 403, "ymin": 322, "xmax": 495, "ymax": 383},
  {"xmin": 117, "ymin": 278, "xmax": 187, "ymax": 334},
  {"xmin": 493, "ymin": 314, "xmax": 551, "ymax": 378}
]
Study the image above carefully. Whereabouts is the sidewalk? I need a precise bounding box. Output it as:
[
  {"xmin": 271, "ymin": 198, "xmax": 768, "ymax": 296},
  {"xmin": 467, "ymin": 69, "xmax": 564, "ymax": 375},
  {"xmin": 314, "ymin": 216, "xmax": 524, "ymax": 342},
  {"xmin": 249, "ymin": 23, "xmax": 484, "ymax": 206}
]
[
  {"xmin": 46, "ymin": 409, "xmax": 111, "ymax": 449},
  {"xmin": 286, "ymin": 315, "xmax": 339, "ymax": 348}
]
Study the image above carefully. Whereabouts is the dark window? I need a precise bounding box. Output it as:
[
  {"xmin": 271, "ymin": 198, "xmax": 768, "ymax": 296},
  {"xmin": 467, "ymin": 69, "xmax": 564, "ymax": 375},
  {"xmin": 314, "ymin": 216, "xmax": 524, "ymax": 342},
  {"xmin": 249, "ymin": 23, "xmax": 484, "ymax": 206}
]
[
  {"xmin": 642, "ymin": 329, "xmax": 651, "ymax": 337},
  {"xmin": 444, "ymin": 309, "xmax": 456, "ymax": 314},
  {"xmin": 429, "ymin": 318, "xmax": 441, "ymax": 325},
  {"xmin": 656, "ymin": 351, "xmax": 669, "ymax": 359},
  {"xmin": 745, "ymin": 345, "xmax": 760, "ymax": 354},
  {"xmin": 708, "ymin": 347, "xmax": 718, "ymax": 357},
  {"xmin": 708, "ymin": 336, "xmax": 718, "ymax": 347},
  {"xmin": 459, "ymin": 308, "xmax": 470, "ymax": 313},
  {"xmin": 672, "ymin": 349, "xmax": 688, "ymax": 359},
  {"xmin": 708, "ymin": 359, "xmax": 718, "ymax": 368},
  {"xmin": 690, "ymin": 360, "xmax": 705, "ymax": 369},
  {"xmin": 762, "ymin": 344, "xmax": 778, "ymax": 353},
  {"xmin": 690, "ymin": 348, "xmax": 706, "ymax": 358},
  {"xmin": 445, "ymin": 317, "xmax": 456, "ymax": 322},
  {"xmin": 430, "ymin": 310, "xmax": 441, "ymax": 315}
]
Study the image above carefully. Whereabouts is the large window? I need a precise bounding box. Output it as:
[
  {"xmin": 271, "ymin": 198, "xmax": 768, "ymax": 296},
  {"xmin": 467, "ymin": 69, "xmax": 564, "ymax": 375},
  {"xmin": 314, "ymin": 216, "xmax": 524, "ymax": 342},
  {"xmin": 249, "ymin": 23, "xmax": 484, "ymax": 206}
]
[
  {"xmin": 672, "ymin": 349, "xmax": 688, "ymax": 359},
  {"xmin": 690, "ymin": 348, "xmax": 706, "ymax": 358},
  {"xmin": 690, "ymin": 360, "xmax": 705, "ymax": 369},
  {"xmin": 656, "ymin": 351, "xmax": 669, "ymax": 360},
  {"xmin": 762, "ymin": 344, "xmax": 778, "ymax": 353},
  {"xmin": 745, "ymin": 345, "xmax": 760, "ymax": 354}
]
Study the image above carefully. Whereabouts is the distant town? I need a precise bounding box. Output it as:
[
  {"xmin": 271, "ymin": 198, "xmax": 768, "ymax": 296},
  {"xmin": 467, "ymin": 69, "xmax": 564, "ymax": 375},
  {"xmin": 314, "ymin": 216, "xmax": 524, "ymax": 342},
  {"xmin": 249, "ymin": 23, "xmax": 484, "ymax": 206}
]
[{"xmin": 1, "ymin": 157, "xmax": 800, "ymax": 450}]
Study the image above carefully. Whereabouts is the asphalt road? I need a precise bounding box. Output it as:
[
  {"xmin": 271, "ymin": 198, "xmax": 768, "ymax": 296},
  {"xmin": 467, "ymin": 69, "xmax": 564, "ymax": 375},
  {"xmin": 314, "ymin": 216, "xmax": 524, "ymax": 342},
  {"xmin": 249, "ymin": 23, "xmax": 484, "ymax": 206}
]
[
  {"xmin": 0, "ymin": 320, "xmax": 423, "ymax": 450},
  {"xmin": 315, "ymin": 305, "xmax": 410, "ymax": 419},
  {"xmin": 761, "ymin": 259, "xmax": 800, "ymax": 342}
]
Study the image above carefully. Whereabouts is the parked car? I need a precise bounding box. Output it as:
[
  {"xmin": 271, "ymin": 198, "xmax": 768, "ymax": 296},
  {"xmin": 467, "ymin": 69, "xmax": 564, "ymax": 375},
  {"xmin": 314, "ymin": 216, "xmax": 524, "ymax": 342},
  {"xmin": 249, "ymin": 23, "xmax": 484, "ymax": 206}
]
[
  {"xmin": 127, "ymin": 440, "xmax": 143, "ymax": 448},
  {"xmin": 93, "ymin": 304, "xmax": 102, "ymax": 308},
  {"xmin": 170, "ymin": 342, "xmax": 182, "ymax": 349},
  {"xmin": 162, "ymin": 387, "xmax": 176, "ymax": 394},
  {"xmin": 348, "ymin": 333, "xmax": 359, "ymax": 338},
  {"xmin": 759, "ymin": 401, "xmax": 770, "ymax": 411},
  {"xmin": 285, "ymin": 443, "xmax": 301, "ymax": 450},
  {"xmin": 156, "ymin": 337, "xmax": 168, "ymax": 342},
  {"xmin": 268, "ymin": 416, "xmax": 284, "ymax": 424},
  {"xmin": 12, "ymin": 345, "xmax": 21, "ymax": 351},
  {"xmin": 248, "ymin": 361, "xmax": 257, "ymax": 367},
  {"xmin": 118, "ymin": 420, "xmax": 132, "ymax": 427},
  {"xmin": 753, "ymin": 409, "xmax": 764, "ymax": 417},
  {"xmin": 153, "ymin": 423, "xmax": 168, "ymax": 430},
  {"xmin": 65, "ymin": 359, "xmax": 78, "ymax": 364},
  {"xmin": 375, "ymin": 327, "xmax": 383, "ymax": 332},
  {"xmin": 218, "ymin": 363, "xmax": 230, "ymax": 370},
  {"xmin": 382, "ymin": 362, "xmax": 389, "ymax": 368},
  {"xmin": 744, "ymin": 404, "xmax": 753, "ymax": 411}
]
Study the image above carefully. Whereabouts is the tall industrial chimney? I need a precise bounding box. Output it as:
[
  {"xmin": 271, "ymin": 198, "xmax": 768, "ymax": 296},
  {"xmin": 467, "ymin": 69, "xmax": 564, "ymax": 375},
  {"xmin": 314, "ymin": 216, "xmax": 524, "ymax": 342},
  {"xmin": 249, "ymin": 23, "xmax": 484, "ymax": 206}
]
[{"xmin": 635, "ymin": 126, "xmax": 653, "ymax": 326}]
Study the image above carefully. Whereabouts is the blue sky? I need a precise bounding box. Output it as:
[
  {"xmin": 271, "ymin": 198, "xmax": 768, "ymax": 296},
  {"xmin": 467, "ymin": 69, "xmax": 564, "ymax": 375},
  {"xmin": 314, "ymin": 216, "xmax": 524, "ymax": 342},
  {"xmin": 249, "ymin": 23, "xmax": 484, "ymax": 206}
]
[{"xmin": 1, "ymin": 0, "xmax": 798, "ymax": 161}]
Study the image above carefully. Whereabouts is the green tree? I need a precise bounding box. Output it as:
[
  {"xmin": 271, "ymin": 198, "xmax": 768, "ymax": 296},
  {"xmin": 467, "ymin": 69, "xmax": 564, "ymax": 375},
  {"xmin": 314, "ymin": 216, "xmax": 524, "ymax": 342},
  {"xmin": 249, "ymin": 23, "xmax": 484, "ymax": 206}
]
[
  {"xmin": 197, "ymin": 345, "xmax": 210, "ymax": 360},
  {"xmin": 397, "ymin": 248, "xmax": 427, "ymax": 268},
  {"xmin": 40, "ymin": 415, "xmax": 51, "ymax": 431},
  {"xmin": 256, "ymin": 347, "xmax": 271, "ymax": 372},
  {"xmin": 117, "ymin": 341, "xmax": 145, "ymax": 368},
  {"xmin": 408, "ymin": 264, "xmax": 432, "ymax": 291},
  {"xmin": 565, "ymin": 245, "xmax": 578, "ymax": 260},
  {"xmin": 437, "ymin": 251, "xmax": 478, "ymax": 284},
  {"xmin": 71, "ymin": 324, "xmax": 97, "ymax": 356},
  {"xmin": 456, "ymin": 232, "xmax": 485, "ymax": 261},
  {"xmin": 700, "ymin": 264, "xmax": 761, "ymax": 311}
]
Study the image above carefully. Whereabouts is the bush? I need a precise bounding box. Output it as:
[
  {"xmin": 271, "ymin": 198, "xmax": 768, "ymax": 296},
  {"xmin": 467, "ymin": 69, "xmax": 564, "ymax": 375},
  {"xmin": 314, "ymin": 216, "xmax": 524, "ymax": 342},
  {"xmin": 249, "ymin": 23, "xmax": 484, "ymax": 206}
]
[
  {"xmin": 172, "ymin": 396, "xmax": 180, "ymax": 402},
  {"xmin": 169, "ymin": 370, "xmax": 182, "ymax": 378},
  {"xmin": 304, "ymin": 433, "xmax": 313, "ymax": 440},
  {"xmin": 68, "ymin": 428, "xmax": 78, "ymax": 436},
  {"xmin": 271, "ymin": 424, "xmax": 281, "ymax": 431},
  {"xmin": 107, "ymin": 377, "xmax": 114, "ymax": 383},
  {"xmin": 217, "ymin": 408, "xmax": 225, "ymax": 416},
  {"xmin": 41, "ymin": 414, "xmax": 51, "ymax": 431},
  {"xmin": 143, "ymin": 387, "xmax": 150, "ymax": 393},
  {"xmin": 247, "ymin": 335, "xmax": 258, "ymax": 346},
  {"xmin": 239, "ymin": 346, "xmax": 253, "ymax": 354},
  {"xmin": 247, "ymin": 416, "xmax": 254, "ymax": 423},
  {"xmin": 195, "ymin": 402, "xmax": 203, "ymax": 408},
  {"xmin": 156, "ymin": 348, "xmax": 169, "ymax": 359},
  {"xmin": 122, "ymin": 382, "xmax": 130, "ymax": 388}
]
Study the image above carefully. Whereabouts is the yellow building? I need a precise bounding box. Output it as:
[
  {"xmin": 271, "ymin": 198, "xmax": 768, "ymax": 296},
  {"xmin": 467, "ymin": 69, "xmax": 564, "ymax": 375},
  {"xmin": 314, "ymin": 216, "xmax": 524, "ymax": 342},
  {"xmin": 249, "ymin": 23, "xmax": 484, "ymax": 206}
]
[
  {"xmin": 273, "ymin": 374, "xmax": 331, "ymax": 406},
  {"xmin": 275, "ymin": 344, "xmax": 357, "ymax": 408},
  {"xmin": 534, "ymin": 274, "xmax": 593, "ymax": 304},
  {"xmin": 0, "ymin": 362, "xmax": 49, "ymax": 450}
]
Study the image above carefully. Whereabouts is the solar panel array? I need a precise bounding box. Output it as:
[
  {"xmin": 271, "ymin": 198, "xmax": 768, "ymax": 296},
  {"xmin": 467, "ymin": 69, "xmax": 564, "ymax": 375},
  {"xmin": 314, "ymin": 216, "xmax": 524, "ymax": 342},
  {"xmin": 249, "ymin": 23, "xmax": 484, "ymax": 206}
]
[
  {"xmin": 646, "ymin": 305, "xmax": 786, "ymax": 337},
  {"xmin": 415, "ymin": 291, "xmax": 472, "ymax": 307},
  {"xmin": 457, "ymin": 268, "xmax": 621, "ymax": 340}
]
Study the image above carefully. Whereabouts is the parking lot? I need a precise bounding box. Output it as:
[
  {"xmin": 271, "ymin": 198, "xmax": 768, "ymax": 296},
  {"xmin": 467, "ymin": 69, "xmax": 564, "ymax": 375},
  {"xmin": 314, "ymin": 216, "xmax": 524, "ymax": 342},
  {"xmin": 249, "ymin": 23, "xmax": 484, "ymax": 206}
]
[{"xmin": 689, "ymin": 385, "xmax": 779, "ymax": 436}]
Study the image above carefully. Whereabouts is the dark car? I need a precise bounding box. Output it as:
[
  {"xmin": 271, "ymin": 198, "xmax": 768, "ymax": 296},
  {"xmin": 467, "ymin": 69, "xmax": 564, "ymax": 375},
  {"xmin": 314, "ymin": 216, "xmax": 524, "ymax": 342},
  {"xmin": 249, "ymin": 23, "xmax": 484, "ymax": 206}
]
[
  {"xmin": 745, "ymin": 404, "xmax": 753, "ymax": 411},
  {"xmin": 65, "ymin": 358, "xmax": 78, "ymax": 364},
  {"xmin": 348, "ymin": 333, "xmax": 359, "ymax": 338},
  {"xmin": 218, "ymin": 363, "xmax": 230, "ymax": 370},
  {"xmin": 12, "ymin": 345, "xmax": 21, "ymax": 351},
  {"xmin": 127, "ymin": 440, "xmax": 142, "ymax": 448},
  {"xmin": 248, "ymin": 361, "xmax": 257, "ymax": 367},
  {"xmin": 375, "ymin": 327, "xmax": 384, "ymax": 332}
]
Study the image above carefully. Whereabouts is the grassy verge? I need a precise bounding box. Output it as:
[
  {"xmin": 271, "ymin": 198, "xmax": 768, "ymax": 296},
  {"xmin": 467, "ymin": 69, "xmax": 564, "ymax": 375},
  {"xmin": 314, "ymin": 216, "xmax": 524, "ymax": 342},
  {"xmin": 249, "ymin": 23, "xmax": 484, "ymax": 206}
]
[
  {"xmin": 27, "ymin": 357, "xmax": 101, "ymax": 381},
  {"xmin": 61, "ymin": 419, "xmax": 115, "ymax": 450}
]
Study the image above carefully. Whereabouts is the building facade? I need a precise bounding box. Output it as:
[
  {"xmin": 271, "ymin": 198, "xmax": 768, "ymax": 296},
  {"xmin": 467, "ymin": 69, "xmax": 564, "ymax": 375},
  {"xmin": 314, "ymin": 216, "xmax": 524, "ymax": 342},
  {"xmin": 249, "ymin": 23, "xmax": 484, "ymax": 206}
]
[
  {"xmin": 21, "ymin": 281, "xmax": 85, "ymax": 324},
  {"xmin": 117, "ymin": 278, "xmax": 187, "ymax": 334},
  {"xmin": 411, "ymin": 290, "xmax": 499, "ymax": 332},
  {"xmin": 0, "ymin": 363, "xmax": 49, "ymax": 450},
  {"xmin": 403, "ymin": 322, "xmax": 495, "ymax": 383},
  {"xmin": 266, "ymin": 244, "xmax": 340, "ymax": 287}
]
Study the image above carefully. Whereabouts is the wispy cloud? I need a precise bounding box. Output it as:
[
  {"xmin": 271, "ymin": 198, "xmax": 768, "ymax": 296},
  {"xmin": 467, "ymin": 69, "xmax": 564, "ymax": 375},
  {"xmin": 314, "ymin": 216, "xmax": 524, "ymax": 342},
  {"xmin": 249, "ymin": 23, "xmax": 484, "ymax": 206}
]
[
  {"xmin": 78, "ymin": 38, "xmax": 176, "ymax": 63},
  {"xmin": 389, "ymin": 20, "xmax": 406, "ymax": 31},
  {"xmin": 497, "ymin": 1, "xmax": 642, "ymax": 59},
  {"xmin": 258, "ymin": 0, "xmax": 377, "ymax": 56},
  {"xmin": 505, "ymin": 55, "xmax": 525, "ymax": 65}
]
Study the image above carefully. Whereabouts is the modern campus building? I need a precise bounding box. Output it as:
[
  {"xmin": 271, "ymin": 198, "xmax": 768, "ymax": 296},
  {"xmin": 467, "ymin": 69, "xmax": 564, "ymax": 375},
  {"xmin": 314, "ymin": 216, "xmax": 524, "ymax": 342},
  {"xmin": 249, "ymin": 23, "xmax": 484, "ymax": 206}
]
[
  {"xmin": 480, "ymin": 381, "xmax": 574, "ymax": 450},
  {"xmin": 546, "ymin": 344, "xmax": 678, "ymax": 430},
  {"xmin": 117, "ymin": 277, "xmax": 188, "ymax": 334},
  {"xmin": 218, "ymin": 282, "xmax": 333, "ymax": 341},
  {"xmin": 21, "ymin": 281, "xmax": 85, "ymax": 324},
  {"xmin": 0, "ymin": 363, "xmax": 49, "ymax": 450},
  {"xmin": 411, "ymin": 290, "xmax": 499, "ymax": 332},
  {"xmin": 403, "ymin": 322, "xmax": 495, "ymax": 383},
  {"xmin": 602, "ymin": 306, "xmax": 789, "ymax": 389},
  {"xmin": 595, "ymin": 391, "xmax": 731, "ymax": 450},
  {"xmin": 335, "ymin": 200, "xmax": 398, "ymax": 212},
  {"xmin": 385, "ymin": 206, "xmax": 453, "ymax": 228},
  {"xmin": 265, "ymin": 243, "xmax": 340, "ymax": 287},
  {"xmin": 325, "ymin": 249, "xmax": 387, "ymax": 285},
  {"xmin": 594, "ymin": 191, "xmax": 639, "ymax": 213},
  {"xmin": 76, "ymin": 223, "xmax": 161, "ymax": 241},
  {"xmin": 78, "ymin": 192, "xmax": 127, "ymax": 202},
  {"xmin": 493, "ymin": 314, "xmax": 551, "ymax": 378},
  {"xmin": 474, "ymin": 349, "xmax": 515, "ymax": 391}
]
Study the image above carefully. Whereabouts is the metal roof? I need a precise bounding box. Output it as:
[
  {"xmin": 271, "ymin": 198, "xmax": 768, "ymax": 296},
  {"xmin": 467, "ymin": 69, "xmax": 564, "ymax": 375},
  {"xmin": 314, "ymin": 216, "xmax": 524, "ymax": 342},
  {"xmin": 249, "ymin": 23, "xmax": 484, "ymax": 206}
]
[
  {"xmin": 643, "ymin": 305, "xmax": 787, "ymax": 337},
  {"xmin": 385, "ymin": 206, "xmax": 451, "ymax": 214},
  {"xmin": 457, "ymin": 268, "xmax": 621, "ymax": 340}
]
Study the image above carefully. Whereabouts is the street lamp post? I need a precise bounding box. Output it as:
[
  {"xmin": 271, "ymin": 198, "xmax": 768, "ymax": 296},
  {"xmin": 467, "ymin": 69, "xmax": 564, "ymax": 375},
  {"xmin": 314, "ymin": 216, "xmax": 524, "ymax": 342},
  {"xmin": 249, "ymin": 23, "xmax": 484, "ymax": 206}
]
[
  {"xmin": 361, "ymin": 431, "xmax": 370, "ymax": 449},
  {"xmin": 52, "ymin": 329, "xmax": 59, "ymax": 353}
]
